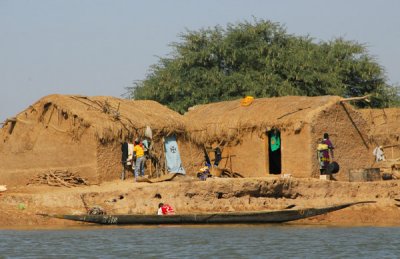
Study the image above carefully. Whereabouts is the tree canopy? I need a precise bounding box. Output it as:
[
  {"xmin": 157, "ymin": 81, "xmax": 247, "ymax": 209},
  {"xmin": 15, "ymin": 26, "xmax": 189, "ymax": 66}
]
[{"xmin": 127, "ymin": 19, "xmax": 399, "ymax": 113}]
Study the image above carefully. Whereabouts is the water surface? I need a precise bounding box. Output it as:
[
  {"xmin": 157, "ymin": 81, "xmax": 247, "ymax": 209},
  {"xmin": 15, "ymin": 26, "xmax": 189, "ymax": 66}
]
[{"xmin": 0, "ymin": 225, "xmax": 398, "ymax": 258}]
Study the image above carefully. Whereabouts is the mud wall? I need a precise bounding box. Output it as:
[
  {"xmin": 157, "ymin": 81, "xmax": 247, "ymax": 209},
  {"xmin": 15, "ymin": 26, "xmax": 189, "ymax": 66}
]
[
  {"xmin": 0, "ymin": 119, "xmax": 97, "ymax": 186},
  {"xmin": 360, "ymin": 108, "xmax": 400, "ymax": 160},
  {"xmin": 218, "ymin": 133, "xmax": 266, "ymax": 177},
  {"xmin": 312, "ymin": 103, "xmax": 373, "ymax": 181},
  {"xmin": 210, "ymin": 126, "xmax": 314, "ymax": 178},
  {"xmin": 280, "ymin": 125, "xmax": 314, "ymax": 178},
  {"xmin": 190, "ymin": 126, "xmax": 315, "ymax": 178}
]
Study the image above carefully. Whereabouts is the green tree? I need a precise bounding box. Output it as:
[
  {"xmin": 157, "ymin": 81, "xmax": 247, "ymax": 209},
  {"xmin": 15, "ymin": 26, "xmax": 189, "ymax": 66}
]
[{"xmin": 127, "ymin": 19, "xmax": 399, "ymax": 113}]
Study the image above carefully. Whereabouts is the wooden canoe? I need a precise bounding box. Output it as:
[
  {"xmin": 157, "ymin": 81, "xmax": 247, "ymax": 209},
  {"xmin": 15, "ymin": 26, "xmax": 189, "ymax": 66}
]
[{"xmin": 47, "ymin": 201, "xmax": 374, "ymax": 225}]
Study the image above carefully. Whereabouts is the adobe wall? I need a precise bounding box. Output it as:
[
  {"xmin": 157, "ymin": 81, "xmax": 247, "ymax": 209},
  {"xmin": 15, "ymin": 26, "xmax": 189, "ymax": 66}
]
[
  {"xmin": 359, "ymin": 108, "xmax": 400, "ymax": 160},
  {"xmin": 189, "ymin": 126, "xmax": 314, "ymax": 178},
  {"xmin": 312, "ymin": 103, "xmax": 373, "ymax": 181},
  {"xmin": 0, "ymin": 120, "xmax": 97, "ymax": 186},
  {"xmin": 220, "ymin": 133, "xmax": 266, "ymax": 177},
  {"xmin": 280, "ymin": 125, "xmax": 314, "ymax": 178}
]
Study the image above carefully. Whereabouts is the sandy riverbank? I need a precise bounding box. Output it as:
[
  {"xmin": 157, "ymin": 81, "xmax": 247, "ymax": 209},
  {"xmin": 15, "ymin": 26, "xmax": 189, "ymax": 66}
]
[{"xmin": 1, "ymin": 176, "xmax": 400, "ymax": 228}]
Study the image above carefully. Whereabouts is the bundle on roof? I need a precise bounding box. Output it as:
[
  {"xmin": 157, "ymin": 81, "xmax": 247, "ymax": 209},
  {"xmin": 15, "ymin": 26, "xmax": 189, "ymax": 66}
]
[{"xmin": 184, "ymin": 95, "xmax": 342, "ymax": 145}]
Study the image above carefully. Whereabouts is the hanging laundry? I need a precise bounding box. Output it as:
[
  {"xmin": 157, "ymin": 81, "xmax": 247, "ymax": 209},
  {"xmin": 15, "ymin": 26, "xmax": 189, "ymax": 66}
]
[
  {"xmin": 127, "ymin": 143, "xmax": 134, "ymax": 165},
  {"xmin": 203, "ymin": 146, "xmax": 211, "ymax": 167},
  {"xmin": 214, "ymin": 147, "xmax": 222, "ymax": 166},
  {"xmin": 270, "ymin": 132, "xmax": 281, "ymax": 152},
  {"xmin": 142, "ymin": 139, "xmax": 150, "ymax": 151},
  {"xmin": 121, "ymin": 142, "xmax": 128, "ymax": 163},
  {"xmin": 145, "ymin": 125, "xmax": 153, "ymax": 139}
]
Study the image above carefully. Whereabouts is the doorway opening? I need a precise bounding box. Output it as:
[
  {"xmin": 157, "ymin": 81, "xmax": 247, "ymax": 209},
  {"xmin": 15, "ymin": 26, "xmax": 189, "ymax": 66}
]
[{"xmin": 268, "ymin": 129, "xmax": 282, "ymax": 174}]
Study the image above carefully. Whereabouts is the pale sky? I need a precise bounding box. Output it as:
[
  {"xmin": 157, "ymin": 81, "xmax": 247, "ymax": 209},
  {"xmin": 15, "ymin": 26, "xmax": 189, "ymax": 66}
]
[{"xmin": 1, "ymin": 0, "xmax": 399, "ymax": 121}]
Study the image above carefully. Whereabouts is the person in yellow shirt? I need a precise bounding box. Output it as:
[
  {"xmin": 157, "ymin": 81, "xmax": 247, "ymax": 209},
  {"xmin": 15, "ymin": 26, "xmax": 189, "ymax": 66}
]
[{"xmin": 133, "ymin": 138, "xmax": 145, "ymax": 181}]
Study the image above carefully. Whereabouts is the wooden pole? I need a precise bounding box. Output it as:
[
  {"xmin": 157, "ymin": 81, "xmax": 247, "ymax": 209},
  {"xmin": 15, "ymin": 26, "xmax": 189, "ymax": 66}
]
[
  {"xmin": 339, "ymin": 95, "xmax": 371, "ymax": 103},
  {"xmin": 383, "ymin": 144, "xmax": 400, "ymax": 148},
  {"xmin": 223, "ymin": 148, "xmax": 229, "ymax": 169},
  {"xmin": 340, "ymin": 103, "xmax": 369, "ymax": 149},
  {"xmin": 149, "ymin": 156, "xmax": 152, "ymax": 177},
  {"xmin": 229, "ymin": 152, "xmax": 233, "ymax": 173},
  {"xmin": 162, "ymin": 137, "xmax": 167, "ymax": 175}
]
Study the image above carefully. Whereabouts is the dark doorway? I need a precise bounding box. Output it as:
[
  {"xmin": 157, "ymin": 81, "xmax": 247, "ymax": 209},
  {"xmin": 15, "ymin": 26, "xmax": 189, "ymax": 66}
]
[{"xmin": 268, "ymin": 129, "xmax": 282, "ymax": 174}]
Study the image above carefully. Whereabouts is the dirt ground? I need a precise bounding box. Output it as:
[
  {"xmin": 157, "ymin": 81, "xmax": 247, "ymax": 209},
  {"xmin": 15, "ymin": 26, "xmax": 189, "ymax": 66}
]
[{"xmin": 1, "ymin": 176, "xmax": 400, "ymax": 229}]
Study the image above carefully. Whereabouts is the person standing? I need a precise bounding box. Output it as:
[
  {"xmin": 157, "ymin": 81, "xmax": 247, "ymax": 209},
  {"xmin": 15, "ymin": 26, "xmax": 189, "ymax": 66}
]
[
  {"xmin": 373, "ymin": 146, "xmax": 385, "ymax": 162},
  {"xmin": 317, "ymin": 133, "xmax": 335, "ymax": 174},
  {"xmin": 133, "ymin": 138, "xmax": 145, "ymax": 181},
  {"xmin": 121, "ymin": 141, "xmax": 129, "ymax": 180}
]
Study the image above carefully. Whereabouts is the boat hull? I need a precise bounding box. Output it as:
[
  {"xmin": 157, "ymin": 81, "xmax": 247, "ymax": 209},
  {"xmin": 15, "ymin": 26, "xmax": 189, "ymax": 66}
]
[{"xmin": 51, "ymin": 201, "xmax": 374, "ymax": 225}]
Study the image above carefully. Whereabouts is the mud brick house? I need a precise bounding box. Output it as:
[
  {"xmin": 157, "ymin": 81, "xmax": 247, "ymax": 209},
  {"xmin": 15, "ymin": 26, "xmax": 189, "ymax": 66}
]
[
  {"xmin": 0, "ymin": 95, "xmax": 190, "ymax": 185},
  {"xmin": 185, "ymin": 95, "xmax": 372, "ymax": 180}
]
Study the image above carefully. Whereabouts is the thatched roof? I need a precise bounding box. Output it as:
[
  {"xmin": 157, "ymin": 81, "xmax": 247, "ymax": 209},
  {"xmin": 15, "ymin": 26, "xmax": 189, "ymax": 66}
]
[
  {"xmin": 184, "ymin": 95, "xmax": 342, "ymax": 144},
  {"xmin": 1, "ymin": 94, "xmax": 185, "ymax": 142}
]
